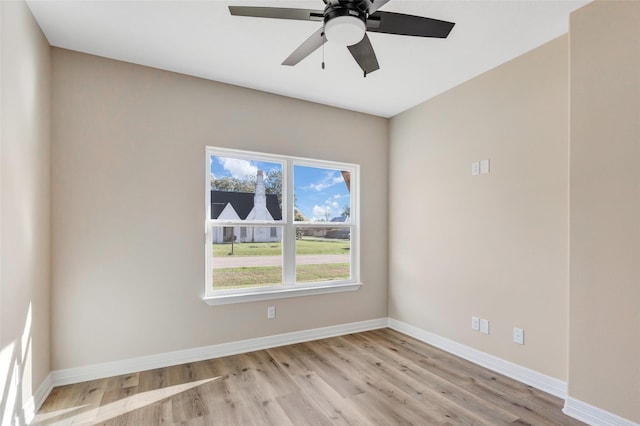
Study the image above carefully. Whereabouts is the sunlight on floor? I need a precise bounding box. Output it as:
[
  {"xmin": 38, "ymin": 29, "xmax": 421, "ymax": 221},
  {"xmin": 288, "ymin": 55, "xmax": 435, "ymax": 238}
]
[
  {"xmin": 31, "ymin": 405, "xmax": 89, "ymax": 423},
  {"xmin": 32, "ymin": 377, "xmax": 220, "ymax": 425}
]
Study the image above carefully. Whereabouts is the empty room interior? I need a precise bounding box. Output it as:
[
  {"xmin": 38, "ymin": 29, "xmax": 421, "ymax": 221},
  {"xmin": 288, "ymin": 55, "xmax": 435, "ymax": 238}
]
[{"xmin": 1, "ymin": 0, "xmax": 639, "ymax": 425}]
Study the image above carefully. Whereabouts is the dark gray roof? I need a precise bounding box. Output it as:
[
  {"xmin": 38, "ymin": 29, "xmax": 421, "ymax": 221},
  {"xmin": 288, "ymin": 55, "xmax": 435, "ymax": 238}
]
[{"xmin": 211, "ymin": 191, "xmax": 282, "ymax": 220}]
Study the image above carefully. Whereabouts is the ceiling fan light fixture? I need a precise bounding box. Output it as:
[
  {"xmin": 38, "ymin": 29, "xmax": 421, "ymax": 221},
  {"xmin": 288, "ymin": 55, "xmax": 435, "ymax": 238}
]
[{"xmin": 324, "ymin": 15, "xmax": 366, "ymax": 46}]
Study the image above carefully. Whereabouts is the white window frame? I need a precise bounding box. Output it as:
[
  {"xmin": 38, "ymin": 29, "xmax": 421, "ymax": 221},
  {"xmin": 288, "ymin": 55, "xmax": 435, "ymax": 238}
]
[{"xmin": 203, "ymin": 146, "xmax": 361, "ymax": 306}]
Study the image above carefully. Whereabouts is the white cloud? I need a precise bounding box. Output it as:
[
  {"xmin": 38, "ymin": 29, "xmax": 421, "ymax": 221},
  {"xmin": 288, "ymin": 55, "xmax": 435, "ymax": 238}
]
[
  {"xmin": 306, "ymin": 171, "xmax": 345, "ymax": 192},
  {"xmin": 312, "ymin": 204, "xmax": 332, "ymax": 221},
  {"xmin": 218, "ymin": 157, "xmax": 257, "ymax": 178},
  {"xmin": 308, "ymin": 183, "xmax": 326, "ymax": 191}
]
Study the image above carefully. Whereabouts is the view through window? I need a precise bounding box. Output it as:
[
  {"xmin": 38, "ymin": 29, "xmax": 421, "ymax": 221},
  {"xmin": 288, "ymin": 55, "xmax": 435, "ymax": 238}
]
[{"xmin": 206, "ymin": 147, "xmax": 358, "ymax": 297}]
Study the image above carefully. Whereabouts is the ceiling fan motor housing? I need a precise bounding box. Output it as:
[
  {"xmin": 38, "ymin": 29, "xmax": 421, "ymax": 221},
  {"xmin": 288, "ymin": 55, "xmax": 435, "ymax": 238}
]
[{"xmin": 324, "ymin": 2, "xmax": 367, "ymax": 46}]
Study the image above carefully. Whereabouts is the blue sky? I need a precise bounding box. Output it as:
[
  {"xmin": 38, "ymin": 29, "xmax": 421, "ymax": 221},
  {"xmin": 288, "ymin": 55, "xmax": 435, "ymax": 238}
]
[{"xmin": 210, "ymin": 155, "xmax": 350, "ymax": 221}]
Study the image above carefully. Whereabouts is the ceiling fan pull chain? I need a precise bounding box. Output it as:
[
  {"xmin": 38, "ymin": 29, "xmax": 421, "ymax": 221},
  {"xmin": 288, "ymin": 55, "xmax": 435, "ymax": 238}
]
[{"xmin": 322, "ymin": 30, "xmax": 326, "ymax": 70}]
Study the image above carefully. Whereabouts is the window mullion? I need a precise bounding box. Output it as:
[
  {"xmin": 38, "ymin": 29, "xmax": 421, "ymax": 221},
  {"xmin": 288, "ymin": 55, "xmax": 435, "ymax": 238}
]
[{"xmin": 282, "ymin": 160, "xmax": 296, "ymax": 286}]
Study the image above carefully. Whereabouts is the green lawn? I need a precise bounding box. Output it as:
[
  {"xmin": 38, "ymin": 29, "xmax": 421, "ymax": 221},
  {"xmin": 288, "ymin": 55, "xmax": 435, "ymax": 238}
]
[
  {"xmin": 213, "ymin": 237, "xmax": 349, "ymax": 257},
  {"xmin": 212, "ymin": 263, "xmax": 350, "ymax": 289}
]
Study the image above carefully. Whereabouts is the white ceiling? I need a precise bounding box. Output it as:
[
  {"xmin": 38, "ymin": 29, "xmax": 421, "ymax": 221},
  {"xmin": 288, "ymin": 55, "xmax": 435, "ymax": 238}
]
[{"xmin": 26, "ymin": 0, "xmax": 589, "ymax": 118}]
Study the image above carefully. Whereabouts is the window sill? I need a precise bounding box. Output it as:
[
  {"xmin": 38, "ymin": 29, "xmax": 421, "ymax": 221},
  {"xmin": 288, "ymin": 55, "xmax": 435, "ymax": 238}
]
[{"xmin": 203, "ymin": 282, "xmax": 362, "ymax": 306}]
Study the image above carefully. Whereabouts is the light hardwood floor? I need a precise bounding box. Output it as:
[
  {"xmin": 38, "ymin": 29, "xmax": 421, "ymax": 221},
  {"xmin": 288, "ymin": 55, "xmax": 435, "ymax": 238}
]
[{"xmin": 33, "ymin": 328, "xmax": 584, "ymax": 425}]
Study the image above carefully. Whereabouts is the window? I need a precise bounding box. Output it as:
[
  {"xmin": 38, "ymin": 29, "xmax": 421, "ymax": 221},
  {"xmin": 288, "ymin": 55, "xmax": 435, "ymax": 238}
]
[{"xmin": 204, "ymin": 147, "xmax": 360, "ymax": 305}]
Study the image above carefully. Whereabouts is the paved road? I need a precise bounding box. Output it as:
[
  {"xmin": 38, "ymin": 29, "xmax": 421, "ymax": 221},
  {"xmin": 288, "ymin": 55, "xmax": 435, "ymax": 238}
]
[{"xmin": 212, "ymin": 254, "xmax": 349, "ymax": 268}]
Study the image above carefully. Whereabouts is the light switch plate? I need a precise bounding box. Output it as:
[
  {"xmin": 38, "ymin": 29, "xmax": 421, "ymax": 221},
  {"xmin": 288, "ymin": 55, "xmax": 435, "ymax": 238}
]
[
  {"xmin": 471, "ymin": 316, "xmax": 480, "ymax": 331},
  {"xmin": 480, "ymin": 319, "xmax": 490, "ymax": 334},
  {"xmin": 480, "ymin": 159, "xmax": 490, "ymax": 174}
]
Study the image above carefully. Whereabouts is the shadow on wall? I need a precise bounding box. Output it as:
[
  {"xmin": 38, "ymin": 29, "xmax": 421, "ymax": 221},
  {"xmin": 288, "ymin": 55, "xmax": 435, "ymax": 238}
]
[{"xmin": 1, "ymin": 303, "xmax": 34, "ymax": 425}]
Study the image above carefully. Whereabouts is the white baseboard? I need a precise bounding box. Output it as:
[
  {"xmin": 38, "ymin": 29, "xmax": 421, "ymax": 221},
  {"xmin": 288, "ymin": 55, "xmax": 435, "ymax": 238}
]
[
  {"xmin": 39, "ymin": 317, "xmax": 639, "ymax": 426},
  {"xmin": 563, "ymin": 397, "xmax": 639, "ymax": 426},
  {"xmin": 21, "ymin": 372, "xmax": 53, "ymax": 425},
  {"xmin": 50, "ymin": 318, "xmax": 388, "ymax": 387},
  {"xmin": 387, "ymin": 318, "xmax": 567, "ymax": 399}
]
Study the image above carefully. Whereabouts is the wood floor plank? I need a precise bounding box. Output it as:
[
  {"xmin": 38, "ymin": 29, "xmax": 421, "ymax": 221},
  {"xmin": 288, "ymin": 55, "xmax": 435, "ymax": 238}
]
[
  {"xmin": 93, "ymin": 387, "xmax": 136, "ymax": 424},
  {"xmin": 36, "ymin": 380, "xmax": 105, "ymax": 425},
  {"xmin": 33, "ymin": 329, "xmax": 584, "ymax": 426},
  {"xmin": 342, "ymin": 333, "xmax": 520, "ymax": 422},
  {"xmin": 133, "ymin": 399, "xmax": 173, "ymax": 425},
  {"xmin": 288, "ymin": 372, "xmax": 371, "ymax": 426},
  {"xmin": 371, "ymin": 328, "xmax": 584, "ymax": 426},
  {"xmin": 333, "ymin": 334, "xmax": 518, "ymax": 425},
  {"xmin": 234, "ymin": 393, "xmax": 294, "ymax": 426},
  {"xmin": 283, "ymin": 341, "xmax": 366, "ymax": 398},
  {"xmin": 135, "ymin": 367, "xmax": 168, "ymax": 393},
  {"xmin": 170, "ymin": 387, "xmax": 209, "ymax": 423},
  {"xmin": 240, "ymin": 350, "xmax": 299, "ymax": 398},
  {"xmin": 305, "ymin": 340, "xmax": 449, "ymax": 424},
  {"xmin": 265, "ymin": 344, "xmax": 315, "ymax": 376},
  {"xmin": 276, "ymin": 391, "xmax": 334, "ymax": 426},
  {"xmin": 307, "ymin": 337, "xmax": 478, "ymax": 424}
]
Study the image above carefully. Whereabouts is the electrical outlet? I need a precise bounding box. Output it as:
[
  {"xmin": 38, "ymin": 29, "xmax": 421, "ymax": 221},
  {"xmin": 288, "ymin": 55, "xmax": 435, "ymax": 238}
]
[
  {"xmin": 513, "ymin": 327, "xmax": 524, "ymax": 345},
  {"xmin": 267, "ymin": 306, "xmax": 276, "ymax": 319},
  {"xmin": 471, "ymin": 162, "xmax": 480, "ymax": 176},
  {"xmin": 471, "ymin": 316, "xmax": 480, "ymax": 331},
  {"xmin": 480, "ymin": 319, "xmax": 490, "ymax": 334}
]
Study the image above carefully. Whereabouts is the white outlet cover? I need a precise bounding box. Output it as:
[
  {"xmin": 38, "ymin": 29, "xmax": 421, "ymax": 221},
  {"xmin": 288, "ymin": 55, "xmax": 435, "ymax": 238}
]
[
  {"xmin": 480, "ymin": 319, "xmax": 490, "ymax": 334},
  {"xmin": 267, "ymin": 306, "xmax": 276, "ymax": 319},
  {"xmin": 480, "ymin": 159, "xmax": 490, "ymax": 174},
  {"xmin": 471, "ymin": 162, "xmax": 480, "ymax": 176},
  {"xmin": 471, "ymin": 316, "xmax": 480, "ymax": 331},
  {"xmin": 513, "ymin": 327, "xmax": 524, "ymax": 344}
]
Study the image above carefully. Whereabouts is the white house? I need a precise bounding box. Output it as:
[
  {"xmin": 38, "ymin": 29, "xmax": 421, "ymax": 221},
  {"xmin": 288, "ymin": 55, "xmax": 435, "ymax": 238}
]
[{"xmin": 211, "ymin": 170, "xmax": 282, "ymax": 244}]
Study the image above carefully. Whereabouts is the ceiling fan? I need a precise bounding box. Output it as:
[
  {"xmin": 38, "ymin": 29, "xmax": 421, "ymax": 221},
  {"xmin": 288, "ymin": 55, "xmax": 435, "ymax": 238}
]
[{"xmin": 229, "ymin": 0, "xmax": 455, "ymax": 77}]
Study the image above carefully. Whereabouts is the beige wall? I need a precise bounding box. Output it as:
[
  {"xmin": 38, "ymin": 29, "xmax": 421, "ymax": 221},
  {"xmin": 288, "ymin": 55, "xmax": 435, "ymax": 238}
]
[
  {"xmin": 7, "ymin": 1, "xmax": 638, "ymax": 423},
  {"xmin": 389, "ymin": 36, "xmax": 570, "ymax": 380},
  {"xmin": 50, "ymin": 49, "xmax": 388, "ymax": 370},
  {"xmin": 569, "ymin": 1, "xmax": 640, "ymax": 422},
  {"xmin": 0, "ymin": 0, "xmax": 51, "ymax": 422}
]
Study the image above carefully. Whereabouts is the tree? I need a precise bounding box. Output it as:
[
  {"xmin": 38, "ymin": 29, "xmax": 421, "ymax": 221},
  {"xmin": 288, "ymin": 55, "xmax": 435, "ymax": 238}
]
[
  {"xmin": 264, "ymin": 170, "xmax": 282, "ymax": 198},
  {"xmin": 211, "ymin": 171, "xmax": 282, "ymax": 199},
  {"xmin": 210, "ymin": 175, "xmax": 254, "ymax": 193},
  {"xmin": 294, "ymin": 209, "xmax": 307, "ymax": 221},
  {"xmin": 211, "ymin": 171, "xmax": 286, "ymax": 215},
  {"xmin": 294, "ymin": 209, "xmax": 306, "ymax": 239},
  {"xmin": 342, "ymin": 206, "xmax": 350, "ymax": 218}
]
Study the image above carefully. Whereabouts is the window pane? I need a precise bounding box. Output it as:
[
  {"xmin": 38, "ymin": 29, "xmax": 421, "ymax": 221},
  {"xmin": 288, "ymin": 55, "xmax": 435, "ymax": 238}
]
[
  {"xmin": 295, "ymin": 228, "xmax": 351, "ymax": 284},
  {"xmin": 212, "ymin": 226, "xmax": 282, "ymax": 289},
  {"xmin": 210, "ymin": 155, "xmax": 283, "ymax": 221},
  {"xmin": 294, "ymin": 165, "xmax": 351, "ymax": 222}
]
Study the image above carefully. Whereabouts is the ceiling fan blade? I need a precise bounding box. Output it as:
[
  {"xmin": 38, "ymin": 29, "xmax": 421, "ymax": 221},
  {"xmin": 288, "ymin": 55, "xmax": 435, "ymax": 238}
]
[
  {"xmin": 367, "ymin": 11, "xmax": 455, "ymax": 38},
  {"xmin": 347, "ymin": 34, "xmax": 380, "ymax": 75},
  {"xmin": 363, "ymin": 0, "xmax": 391, "ymax": 15},
  {"xmin": 282, "ymin": 27, "xmax": 326, "ymax": 66},
  {"xmin": 228, "ymin": 6, "xmax": 323, "ymax": 21}
]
